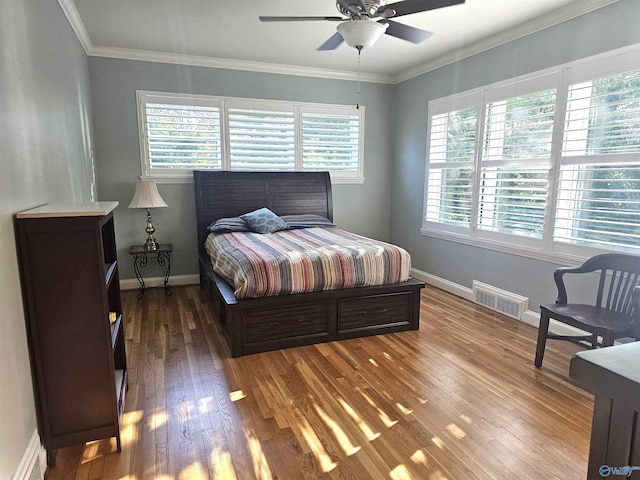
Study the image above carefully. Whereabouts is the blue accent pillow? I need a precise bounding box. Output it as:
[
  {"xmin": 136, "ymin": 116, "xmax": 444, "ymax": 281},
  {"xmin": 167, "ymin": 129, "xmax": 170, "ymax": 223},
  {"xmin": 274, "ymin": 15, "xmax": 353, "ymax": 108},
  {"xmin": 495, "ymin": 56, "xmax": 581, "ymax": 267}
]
[
  {"xmin": 240, "ymin": 208, "xmax": 289, "ymax": 234},
  {"xmin": 281, "ymin": 214, "xmax": 335, "ymax": 229},
  {"xmin": 207, "ymin": 217, "xmax": 252, "ymax": 233}
]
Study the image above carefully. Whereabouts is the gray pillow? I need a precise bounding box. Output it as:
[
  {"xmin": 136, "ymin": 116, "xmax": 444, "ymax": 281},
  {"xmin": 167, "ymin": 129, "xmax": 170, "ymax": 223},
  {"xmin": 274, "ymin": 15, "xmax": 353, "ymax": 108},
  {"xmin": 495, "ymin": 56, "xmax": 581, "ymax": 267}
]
[
  {"xmin": 240, "ymin": 208, "xmax": 289, "ymax": 234},
  {"xmin": 207, "ymin": 217, "xmax": 251, "ymax": 233},
  {"xmin": 281, "ymin": 214, "xmax": 335, "ymax": 229}
]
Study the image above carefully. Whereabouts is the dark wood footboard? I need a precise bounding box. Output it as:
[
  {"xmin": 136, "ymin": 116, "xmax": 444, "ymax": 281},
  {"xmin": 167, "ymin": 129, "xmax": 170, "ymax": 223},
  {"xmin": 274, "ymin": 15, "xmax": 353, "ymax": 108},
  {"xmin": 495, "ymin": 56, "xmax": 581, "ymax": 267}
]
[{"xmin": 199, "ymin": 255, "xmax": 424, "ymax": 357}]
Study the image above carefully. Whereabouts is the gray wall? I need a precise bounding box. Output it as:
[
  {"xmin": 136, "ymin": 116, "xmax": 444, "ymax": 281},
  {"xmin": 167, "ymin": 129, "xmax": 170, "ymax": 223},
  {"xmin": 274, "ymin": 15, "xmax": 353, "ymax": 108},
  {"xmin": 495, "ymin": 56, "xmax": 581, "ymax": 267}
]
[
  {"xmin": 0, "ymin": 0, "xmax": 95, "ymax": 476},
  {"xmin": 89, "ymin": 58, "xmax": 395, "ymax": 280},
  {"xmin": 390, "ymin": 0, "xmax": 640, "ymax": 312},
  {"xmin": 2, "ymin": 1, "xmax": 639, "ymax": 475}
]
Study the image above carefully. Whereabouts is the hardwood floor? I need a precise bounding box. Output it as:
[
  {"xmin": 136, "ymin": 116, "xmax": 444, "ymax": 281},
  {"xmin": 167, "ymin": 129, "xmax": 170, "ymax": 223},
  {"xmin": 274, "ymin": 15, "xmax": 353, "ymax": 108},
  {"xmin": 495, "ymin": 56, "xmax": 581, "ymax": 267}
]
[{"xmin": 46, "ymin": 284, "xmax": 592, "ymax": 480}]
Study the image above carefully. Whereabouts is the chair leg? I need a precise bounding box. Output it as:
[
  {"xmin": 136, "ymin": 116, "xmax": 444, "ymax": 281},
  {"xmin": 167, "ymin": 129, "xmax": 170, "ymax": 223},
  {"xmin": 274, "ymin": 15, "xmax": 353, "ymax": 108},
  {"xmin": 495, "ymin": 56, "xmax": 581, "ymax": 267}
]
[
  {"xmin": 535, "ymin": 311, "xmax": 550, "ymax": 368},
  {"xmin": 601, "ymin": 331, "xmax": 615, "ymax": 347}
]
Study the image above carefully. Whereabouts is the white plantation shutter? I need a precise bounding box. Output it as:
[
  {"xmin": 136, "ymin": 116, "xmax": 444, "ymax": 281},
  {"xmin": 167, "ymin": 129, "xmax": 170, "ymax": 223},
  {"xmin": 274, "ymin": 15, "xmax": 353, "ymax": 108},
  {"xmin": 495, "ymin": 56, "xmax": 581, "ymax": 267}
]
[
  {"xmin": 144, "ymin": 102, "xmax": 222, "ymax": 170},
  {"xmin": 227, "ymin": 106, "xmax": 295, "ymax": 171},
  {"xmin": 478, "ymin": 89, "xmax": 556, "ymax": 239},
  {"xmin": 555, "ymin": 68, "xmax": 640, "ymax": 254},
  {"xmin": 137, "ymin": 92, "xmax": 364, "ymax": 181},
  {"xmin": 423, "ymin": 52, "xmax": 640, "ymax": 259},
  {"xmin": 562, "ymin": 71, "xmax": 640, "ymax": 157},
  {"xmin": 425, "ymin": 106, "xmax": 477, "ymax": 229},
  {"xmin": 555, "ymin": 162, "xmax": 640, "ymax": 252},
  {"xmin": 301, "ymin": 110, "xmax": 360, "ymax": 173}
]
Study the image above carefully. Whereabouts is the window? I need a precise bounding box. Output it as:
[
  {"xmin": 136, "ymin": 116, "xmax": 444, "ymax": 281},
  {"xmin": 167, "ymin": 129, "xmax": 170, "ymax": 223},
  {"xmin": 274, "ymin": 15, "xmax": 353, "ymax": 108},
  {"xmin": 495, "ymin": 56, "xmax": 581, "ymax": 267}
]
[
  {"xmin": 425, "ymin": 100, "xmax": 477, "ymax": 230},
  {"xmin": 302, "ymin": 108, "xmax": 361, "ymax": 175},
  {"xmin": 555, "ymin": 69, "xmax": 640, "ymax": 254},
  {"xmin": 143, "ymin": 100, "xmax": 221, "ymax": 170},
  {"xmin": 478, "ymin": 88, "xmax": 556, "ymax": 241},
  {"xmin": 137, "ymin": 92, "xmax": 364, "ymax": 183},
  {"xmin": 227, "ymin": 103, "xmax": 295, "ymax": 171},
  {"xmin": 423, "ymin": 49, "xmax": 640, "ymax": 259}
]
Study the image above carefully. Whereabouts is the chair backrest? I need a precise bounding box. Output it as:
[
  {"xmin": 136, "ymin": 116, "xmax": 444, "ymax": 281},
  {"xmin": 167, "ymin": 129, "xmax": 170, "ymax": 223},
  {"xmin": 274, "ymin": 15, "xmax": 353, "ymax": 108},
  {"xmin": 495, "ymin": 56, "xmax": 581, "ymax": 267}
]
[
  {"xmin": 634, "ymin": 287, "xmax": 640, "ymax": 339},
  {"xmin": 580, "ymin": 254, "xmax": 640, "ymax": 315}
]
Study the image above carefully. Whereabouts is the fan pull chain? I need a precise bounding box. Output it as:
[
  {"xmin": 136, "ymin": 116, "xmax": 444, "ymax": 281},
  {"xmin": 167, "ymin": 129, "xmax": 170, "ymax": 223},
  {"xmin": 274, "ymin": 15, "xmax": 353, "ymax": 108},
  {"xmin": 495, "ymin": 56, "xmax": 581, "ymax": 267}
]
[{"xmin": 355, "ymin": 46, "xmax": 362, "ymax": 110}]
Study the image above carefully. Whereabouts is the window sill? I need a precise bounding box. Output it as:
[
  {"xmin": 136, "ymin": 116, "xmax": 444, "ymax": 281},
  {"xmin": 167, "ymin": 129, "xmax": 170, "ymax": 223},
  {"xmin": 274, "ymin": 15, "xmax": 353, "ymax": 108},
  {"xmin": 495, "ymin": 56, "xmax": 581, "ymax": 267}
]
[{"xmin": 419, "ymin": 227, "xmax": 589, "ymax": 267}]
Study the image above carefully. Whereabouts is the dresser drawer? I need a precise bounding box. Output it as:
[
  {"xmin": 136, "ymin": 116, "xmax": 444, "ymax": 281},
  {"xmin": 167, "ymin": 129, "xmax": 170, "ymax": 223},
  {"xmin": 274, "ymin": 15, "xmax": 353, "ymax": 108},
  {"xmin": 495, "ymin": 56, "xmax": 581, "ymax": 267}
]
[
  {"xmin": 338, "ymin": 292, "xmax": 411, "ymax": 333},
  {"xmin": 243, "ymin": 302, "xmax": 330, "ymax": 345}
]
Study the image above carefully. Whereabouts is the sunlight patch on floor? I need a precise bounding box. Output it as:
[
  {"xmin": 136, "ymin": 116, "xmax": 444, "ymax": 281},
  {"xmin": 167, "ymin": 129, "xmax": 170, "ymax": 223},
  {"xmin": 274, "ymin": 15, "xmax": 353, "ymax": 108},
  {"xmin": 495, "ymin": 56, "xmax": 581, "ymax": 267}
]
[
  {"xmin": 313, "ymin": 401, "xmax": 361, "ymax": 456},
  {"xmin": 80, "ymin": 441, "xmax": 100, "ymax": 464},
  {"xmin": 445, "ymin": 423, "xmax": 466, "ymax": 440},
  {"xmin": 410, "ymin": 449, "xmax": 428, "ymax": 466},
  {"xmin": 178, "ymin": 461, "xmax": 207, "ymax": 479},
  {"xmin": 198, "ymin": 396, "xmax": 215, "ymax": 415},
  {"xmin": 210, "ymin": 447, "xmax": 237, "ymax": 480},
  {"xmin": 337, "ymin": 396, "xmax": 380, "ymax": 441},
  {"xmin": 396, "ymin": 402, "xmax": 413, "ymax": 415},
  {"xmin": 229, "ymin": 390, "xmax": 246, "ymax": 402},
  {"xmin": 245, "ymin": 429, "xmax": 274, "ymax": 480},
  {"xmin": 357, "ymin": 387, "xmax": 398, "ymax": 428},
  {"xmin": 460, "ymin": 414, "xmax": 472, "ymax": 424},
  {"xmin": 120, "ymin": 410, "xmax": 144, "ymax": 446},
  {"xmin": 390, "ymin": 464, "xmax": 413, "ymax": 480},
  {"xmin": 431, "ymin": 436, "xmax": 445, "ymax": 450},
  {"xmin": 297, "ymin": 410, "xmax": 338, "ymax": 472},
  {"xmin": 148, "ymin": 410, "xmax": 168, "ymax": 431}
]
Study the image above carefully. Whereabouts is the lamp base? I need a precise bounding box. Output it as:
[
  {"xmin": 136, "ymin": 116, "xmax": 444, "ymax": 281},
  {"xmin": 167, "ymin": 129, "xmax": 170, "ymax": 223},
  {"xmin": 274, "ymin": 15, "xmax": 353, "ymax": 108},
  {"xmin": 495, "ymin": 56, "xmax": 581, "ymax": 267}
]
[
  {"xmin": 144, "ymin": 208, "xmax": 159, "ymax": 251},
  {"xmin": 144, "ymin": 237, "xmax": 159, "ymax": 251}
]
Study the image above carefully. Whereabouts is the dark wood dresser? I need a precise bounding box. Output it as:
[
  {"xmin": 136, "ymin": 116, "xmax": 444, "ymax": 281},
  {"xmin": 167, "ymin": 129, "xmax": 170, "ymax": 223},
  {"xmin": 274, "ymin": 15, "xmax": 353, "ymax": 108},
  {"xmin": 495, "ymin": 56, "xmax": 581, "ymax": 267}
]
[
  {"xmin": 15, "ymin": 202, "xmax": 127, "ymax": 467},
  {"xmin": 570, "ymin": 342, "xmax": 640, "ymax": 480}
]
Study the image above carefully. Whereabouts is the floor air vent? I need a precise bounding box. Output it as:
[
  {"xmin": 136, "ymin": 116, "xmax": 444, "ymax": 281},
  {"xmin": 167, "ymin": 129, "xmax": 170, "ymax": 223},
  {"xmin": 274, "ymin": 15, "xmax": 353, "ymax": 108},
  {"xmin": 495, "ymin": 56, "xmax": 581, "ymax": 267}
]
[{"xmin": 472, "ymin": 281, "xmax": 529, "ymax": 320}]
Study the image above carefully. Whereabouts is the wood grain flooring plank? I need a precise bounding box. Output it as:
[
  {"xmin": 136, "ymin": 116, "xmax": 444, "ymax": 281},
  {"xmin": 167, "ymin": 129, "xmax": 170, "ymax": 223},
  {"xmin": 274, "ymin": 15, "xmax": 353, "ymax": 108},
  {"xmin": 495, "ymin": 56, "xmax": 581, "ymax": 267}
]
[{"xmin": 46, "ymin": 285, "xmax": 594, "ymax": 480}]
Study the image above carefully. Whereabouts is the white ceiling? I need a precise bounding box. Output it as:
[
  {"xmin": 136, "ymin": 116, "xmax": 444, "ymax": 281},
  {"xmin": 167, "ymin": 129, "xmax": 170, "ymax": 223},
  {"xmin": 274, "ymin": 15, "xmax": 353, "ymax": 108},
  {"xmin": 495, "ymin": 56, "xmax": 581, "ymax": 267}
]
[{"xmin": 67, "ymin": 0, "xmax": 619, "ymax": 83}]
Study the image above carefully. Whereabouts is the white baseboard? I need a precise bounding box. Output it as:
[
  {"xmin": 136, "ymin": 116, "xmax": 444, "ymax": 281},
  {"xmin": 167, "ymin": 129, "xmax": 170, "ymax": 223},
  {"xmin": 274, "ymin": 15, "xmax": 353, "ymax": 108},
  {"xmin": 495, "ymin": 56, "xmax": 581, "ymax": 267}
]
[
  {"xmin": 410, "ymin": 268, "xmax": 474, "ymax": 302},
  {"xmin": 120, "ymin": 273, "xmax": 200, "ymax": 291},
  {"xmin": 411, "ymin": 267, "xmax": 589, "ymax": 337},
  {"xmin": 12, "ymin": 430, "xmax": 46, "ymax": 480}
]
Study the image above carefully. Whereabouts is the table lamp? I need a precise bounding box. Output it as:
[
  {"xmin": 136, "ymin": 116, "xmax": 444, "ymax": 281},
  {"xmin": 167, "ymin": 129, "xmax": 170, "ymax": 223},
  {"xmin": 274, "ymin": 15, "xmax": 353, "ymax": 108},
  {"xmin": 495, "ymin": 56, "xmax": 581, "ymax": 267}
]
[{"xmin": 127, "ymin": 179, "xmax": 168, "ymax": 251}]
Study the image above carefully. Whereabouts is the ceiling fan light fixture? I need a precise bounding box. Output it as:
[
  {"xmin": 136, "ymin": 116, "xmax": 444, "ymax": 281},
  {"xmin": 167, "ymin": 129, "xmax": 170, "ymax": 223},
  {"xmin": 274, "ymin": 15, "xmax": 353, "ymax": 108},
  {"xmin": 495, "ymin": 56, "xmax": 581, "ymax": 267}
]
[{"xmin": 337, "ymin": 20, "xmax": 388, "ymax": 49}]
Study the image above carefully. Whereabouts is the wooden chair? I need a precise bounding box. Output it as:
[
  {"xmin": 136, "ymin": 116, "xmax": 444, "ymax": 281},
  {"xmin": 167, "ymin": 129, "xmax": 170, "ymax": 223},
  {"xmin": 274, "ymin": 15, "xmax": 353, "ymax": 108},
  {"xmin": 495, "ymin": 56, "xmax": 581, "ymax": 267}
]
[{"xmin": 534, "ymin": 253, "xmax": 640, "ymax": 368}]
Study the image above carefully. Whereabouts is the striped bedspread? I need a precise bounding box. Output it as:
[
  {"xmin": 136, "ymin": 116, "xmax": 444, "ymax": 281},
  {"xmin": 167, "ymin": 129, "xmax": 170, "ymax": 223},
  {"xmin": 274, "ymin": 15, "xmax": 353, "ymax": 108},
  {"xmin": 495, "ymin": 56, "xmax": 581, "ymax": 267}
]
[{"xmin": 205, "ymin": 227, "xmax": 411, "ymax": 299}]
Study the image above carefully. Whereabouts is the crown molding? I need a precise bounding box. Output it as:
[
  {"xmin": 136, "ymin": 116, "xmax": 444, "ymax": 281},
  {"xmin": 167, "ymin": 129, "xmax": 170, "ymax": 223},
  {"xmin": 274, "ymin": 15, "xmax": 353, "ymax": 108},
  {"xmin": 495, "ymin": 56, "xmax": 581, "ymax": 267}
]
[
  {"xmin": 57, "ymin": 0, "xmax": 91, "ymax": 54},
  {"xmin": 392, "ymin": 0, "xmax": 621, "ymax": 83},
  {"xmin": 88, "ymin": 45, "xmax": 394, "ymax": 84},
  {"xmin": 58, "ymin": 0, "xmax": 619, "ymax": 85}
]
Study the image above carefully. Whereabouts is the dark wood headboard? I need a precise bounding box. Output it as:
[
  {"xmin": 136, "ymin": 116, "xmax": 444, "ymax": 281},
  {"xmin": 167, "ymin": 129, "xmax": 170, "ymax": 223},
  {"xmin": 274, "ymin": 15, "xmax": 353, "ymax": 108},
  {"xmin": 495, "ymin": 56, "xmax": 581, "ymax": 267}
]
[{"xmin": 193, "ymin": 171, "xmax": 333, "ymax": 256}]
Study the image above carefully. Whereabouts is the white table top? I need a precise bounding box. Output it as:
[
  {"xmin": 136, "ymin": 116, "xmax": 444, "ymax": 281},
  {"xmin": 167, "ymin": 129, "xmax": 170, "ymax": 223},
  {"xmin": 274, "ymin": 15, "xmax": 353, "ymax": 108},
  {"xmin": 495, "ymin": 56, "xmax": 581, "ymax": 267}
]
[{"xmin": 16, "ymin": 201, "xmax": 119, "ymax": 218}]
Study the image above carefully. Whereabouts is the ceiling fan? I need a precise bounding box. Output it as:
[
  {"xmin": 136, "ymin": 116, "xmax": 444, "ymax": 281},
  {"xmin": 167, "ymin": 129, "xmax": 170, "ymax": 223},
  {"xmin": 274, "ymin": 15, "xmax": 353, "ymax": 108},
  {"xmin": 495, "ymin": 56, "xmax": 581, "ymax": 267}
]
[{"xmin": 259, "ymin": 0, "xmax": 465, "ymax": 51}]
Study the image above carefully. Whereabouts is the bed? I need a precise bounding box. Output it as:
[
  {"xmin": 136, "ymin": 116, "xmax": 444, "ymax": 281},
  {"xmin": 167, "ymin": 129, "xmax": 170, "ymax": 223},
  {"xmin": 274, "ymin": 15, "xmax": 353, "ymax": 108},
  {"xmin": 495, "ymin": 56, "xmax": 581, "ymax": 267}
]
[{"xmin": 194, "ymin": 170, "xmax": 425, "ymax": 357}]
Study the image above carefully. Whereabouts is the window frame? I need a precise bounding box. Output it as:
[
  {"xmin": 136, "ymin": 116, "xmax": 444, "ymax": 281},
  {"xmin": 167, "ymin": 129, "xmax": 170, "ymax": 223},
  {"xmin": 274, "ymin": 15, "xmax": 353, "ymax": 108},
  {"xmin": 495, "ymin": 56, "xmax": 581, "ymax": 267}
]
[
  {"xmin": 422, "ymin": 45, "xmax": 640, "ymax": 263},
  {"xmin": 136, "ymin": 91, "xmax": 365, "ymax": 184}
]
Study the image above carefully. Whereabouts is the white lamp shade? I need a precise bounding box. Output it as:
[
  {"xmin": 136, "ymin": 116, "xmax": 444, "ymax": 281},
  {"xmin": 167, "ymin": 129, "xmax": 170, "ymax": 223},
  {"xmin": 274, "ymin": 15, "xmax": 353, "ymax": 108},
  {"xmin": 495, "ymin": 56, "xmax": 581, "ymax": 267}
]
[
  {"xmin": 127, "ymin": 180, "xmax": 168, "ymax": 209},
  {"xmin": 337, "ymin": 20, "xmax": 388, "ymax": 49}
]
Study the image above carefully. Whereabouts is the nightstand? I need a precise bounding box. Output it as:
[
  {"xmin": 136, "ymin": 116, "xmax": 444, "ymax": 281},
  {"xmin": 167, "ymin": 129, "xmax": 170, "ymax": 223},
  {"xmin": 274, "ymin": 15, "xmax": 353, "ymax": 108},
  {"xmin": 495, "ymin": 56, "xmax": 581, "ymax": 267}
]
[{"xmin": 128, "ymin": 243, "xmax": 173, "ymax": 298}]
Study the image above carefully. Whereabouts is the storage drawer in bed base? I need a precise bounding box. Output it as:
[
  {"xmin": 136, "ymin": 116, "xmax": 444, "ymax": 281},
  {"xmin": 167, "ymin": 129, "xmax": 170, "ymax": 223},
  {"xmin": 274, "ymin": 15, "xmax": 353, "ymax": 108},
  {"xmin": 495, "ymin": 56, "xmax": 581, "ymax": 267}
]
[{"xmin": 200, "ymin": 255, "xmax": 425, "ymax": 357}]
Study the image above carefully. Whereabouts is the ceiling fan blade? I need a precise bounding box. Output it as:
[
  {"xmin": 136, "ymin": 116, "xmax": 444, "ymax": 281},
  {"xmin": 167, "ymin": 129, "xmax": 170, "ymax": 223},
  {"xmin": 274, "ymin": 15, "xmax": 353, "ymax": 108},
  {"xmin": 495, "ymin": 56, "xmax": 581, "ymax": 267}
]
[
  {"xmin": 381, "ymin": 19, "xmax": 433, "ymax": 44},
  {"xmin": 378, "ymin": 0, "xmax": 464, "ymax": 18},
  {"xmin": 259, "ymin": 16, "xmax": 344, "ymax": 22},
  {"xmin": 317, "ymin": 32, "xmax": 344, "ymax": 51}
]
